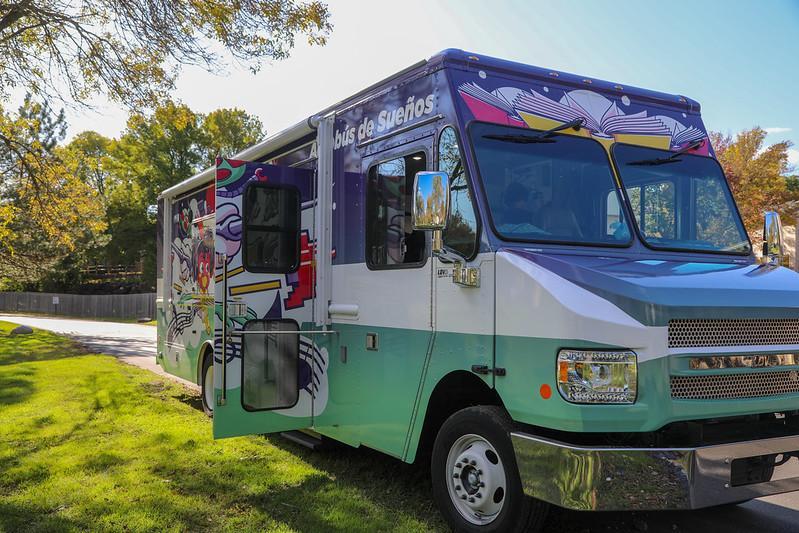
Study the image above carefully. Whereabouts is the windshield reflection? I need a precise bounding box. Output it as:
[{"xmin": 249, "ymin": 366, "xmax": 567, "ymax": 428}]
[
  {"xmin": 613, "ymin": 144, "xmax": 751, "ymax": 254},
  {"xmin": 470, "ymin": 122, "xmax": 631, "ymax": 247}
]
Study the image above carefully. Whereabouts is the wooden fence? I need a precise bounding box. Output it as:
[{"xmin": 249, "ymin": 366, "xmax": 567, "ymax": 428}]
[{"xmin": 0, "ymin": 292, "xmax": 156, "ymax": 320}]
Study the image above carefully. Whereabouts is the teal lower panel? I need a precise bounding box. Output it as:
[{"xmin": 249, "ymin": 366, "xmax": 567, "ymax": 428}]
[
  {"xmin": 156, "ymin": 303, "xmax": 166, "ymax": 370},
  {"xmin": 157, "ymin": 305, "xmax": 214, "ymax": 384},
  {"xmin": 207, "ymin": 323, "xmax": 799, "ymax": 460},
  {"xmin": 160, "ymin": 340, "xmax": 206, "ymax": 383},
  {"xmin": 314, "ymin": 323, "xmax": 433, "ymax": 459},
  {"xmin": 403, "ymin": 330, "xmax": 494, "ymax": 462},
  {"xmin": 213, "ymin": 387, "xmax": 312, "ymax": 438}
]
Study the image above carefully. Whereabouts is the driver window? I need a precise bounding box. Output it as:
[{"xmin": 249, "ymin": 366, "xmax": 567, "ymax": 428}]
[
  {"xmin": 366, "ymin": 152, "xmax": 427, "ymax": 269},
  {"xmin": 438, "ymin": 127, "xmax": 478, "ymax": 259}
]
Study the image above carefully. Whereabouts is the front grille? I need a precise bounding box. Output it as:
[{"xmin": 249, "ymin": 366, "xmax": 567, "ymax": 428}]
[
  {"xmin": 668, "ymin": 318, "xmax": 799, "ymax": 348},
  {"xmin": 670, "ymin": 370, "xmax": 799, "ymax": 400}
]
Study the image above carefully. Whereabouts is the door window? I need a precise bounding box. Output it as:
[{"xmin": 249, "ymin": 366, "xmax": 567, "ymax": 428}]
[
  {"xmin": 241, "ymin": 319, "xmax": 299, "ymax": 411},
  {"xmin": 366, "ymin": 152, "xmax": 428, "ymax": 268},
  {"xmin": 438, "ymin": 126, "xmax": 478, "ymax": 259},
  {"xmin": 243, "ymin": 183, "xmax": 300, "ymax": 273}
]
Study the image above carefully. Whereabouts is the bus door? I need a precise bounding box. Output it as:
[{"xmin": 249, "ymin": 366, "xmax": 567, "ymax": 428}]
[
  {"xmin": 212, "ymin": 157, "xmax": 323, "ymax": 438},
  {"xmin": 314, "ymin": 141, "xmax": 435, "ymax": 457}
]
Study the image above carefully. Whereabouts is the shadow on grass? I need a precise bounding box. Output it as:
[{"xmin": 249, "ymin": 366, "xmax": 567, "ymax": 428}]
[
  {"xmin": 254, "ymin": 436, "xmax": 441, "ymax": 531},
  {"xmin": 0, "ymin": 350, "xmax": 441, "ymax": 531},
  {"xmin": 173, "ymin": 389, "xmax": 205, "ymax": 413},
  {"xmin": 0, "ymin": 324, "xmax": 89, "ymax": 367},
  {"xmin": 145, "ymin": 438, "xmax": 444, "ymax": 532},
  {"xmin": 163, "ymin": 388, "xmax": 443, "ymax": 529},
  {"xmin": 0, "ymin": 323, "xmax": 96, "ymax": 408},
  {"xmin": 0, "ymin": 501, "xmax": 87, "ymax": 532},
  {"xmin": 0, "ymin": 365, "xmax": 36, "ymax": 406}
]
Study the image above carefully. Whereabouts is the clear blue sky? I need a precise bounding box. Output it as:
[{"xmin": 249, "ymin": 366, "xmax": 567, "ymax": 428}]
[{"xmin": 64, "ymin": 0, "xmax": 799, "ymax": 166}]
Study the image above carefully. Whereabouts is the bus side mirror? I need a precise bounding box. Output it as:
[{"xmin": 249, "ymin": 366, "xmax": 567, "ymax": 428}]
[
  {"xmin": 763, "ymin": 211, "xmax": 789, "ymax": 267},
  {"xmin": 412, "ymin": 171, "xmax": 450, "ymax": 231}
]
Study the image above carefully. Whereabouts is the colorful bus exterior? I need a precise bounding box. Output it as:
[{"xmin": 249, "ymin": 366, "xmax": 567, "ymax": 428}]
[{"xmin": 156, "ymin": 49, "xmax": 799, "ymax": 531}]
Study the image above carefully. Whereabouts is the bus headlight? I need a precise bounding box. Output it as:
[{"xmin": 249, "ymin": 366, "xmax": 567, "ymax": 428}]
[{"xmin": 556, "ymin": 349, "xmax": 637, "ymax": 404}]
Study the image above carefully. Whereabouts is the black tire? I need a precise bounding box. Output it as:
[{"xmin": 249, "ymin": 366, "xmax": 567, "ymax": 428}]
[
  {"xmin": 431, "ymin": 406, "xmax": 548, "ymax": 533},
  {"xmin": 200, "ymin": 351, "xmax": 214, "ymax": 418}
]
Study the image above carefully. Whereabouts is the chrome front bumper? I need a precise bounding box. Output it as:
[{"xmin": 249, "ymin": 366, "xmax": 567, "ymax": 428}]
[{"xmin": 511, "ymin": 431, "xmax": 799, "ymax": 511}]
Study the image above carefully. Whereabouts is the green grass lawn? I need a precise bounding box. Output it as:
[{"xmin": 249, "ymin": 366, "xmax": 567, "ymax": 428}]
[{"xmin": 0, "ymin": 321, "xmax": 445, "ymax": 532}]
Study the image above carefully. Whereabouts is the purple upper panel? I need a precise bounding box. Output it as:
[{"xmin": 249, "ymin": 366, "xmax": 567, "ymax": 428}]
[
  {"xmin": 215, "ymin": 159, "xmax": 314, "ymax": 202},
  {"xmin": 439, "ymin": 50, "xmax": 711, "ymax": 156}
]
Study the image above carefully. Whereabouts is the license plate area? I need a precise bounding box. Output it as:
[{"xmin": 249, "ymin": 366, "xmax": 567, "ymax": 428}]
[{"xmin": 730, "ymin": 451, "xmax": 799, "ymax": 487}]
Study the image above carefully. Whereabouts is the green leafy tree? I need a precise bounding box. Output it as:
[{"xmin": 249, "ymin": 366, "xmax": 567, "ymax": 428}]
[
  {"xmin": 201, "ymin": 108, "xmax": 265, "ymax": 162},
  {"xmin": 0, "ymin": 1, "xmax": 332, "ymax": 108},
  {"xmin": 64, "ymin": 131, "xmax": 113, "ymax": 198},
  {"xmin": 0, "ymin": 0, "xmax": 331, "ymax": 262},
  {"xmin": 101, "ymin": 102, "xmax": 266, "ymax": 288}
]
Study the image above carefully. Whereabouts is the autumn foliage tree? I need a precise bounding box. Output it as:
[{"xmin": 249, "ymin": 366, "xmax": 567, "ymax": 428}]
[
  {"xmin": 0, "ymin": 0, "xmax": 331, "ymax": 289},
  {"xmin": 0, "ymin": 96, "xmax": 106, "ymax": 287},
  {"xmin": 711, "ymin": 127, "xmax": 797, "ymax": 237}
]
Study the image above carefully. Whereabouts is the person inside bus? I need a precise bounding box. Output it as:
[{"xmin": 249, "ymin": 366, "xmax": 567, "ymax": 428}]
[
  {"xmin": 502, "ymin": 181, "xmax": 536, "ymax": 225},
  {"xmin": 534, "ymin": 182, "xmax": 584, "ymax": 239}
]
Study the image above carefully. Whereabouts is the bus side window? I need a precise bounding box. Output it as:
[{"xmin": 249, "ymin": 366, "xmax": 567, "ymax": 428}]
[
  {"xmin": 242, "ymin": 183, "xmax": 301, "ymax": 273},
  {"xmin": 366, "ymin": 152, "xmax": 427, "ymax": 269},
  {"xmin": 241, "ymin": 318, "xmax": 299, "ymax": 411},
  {"xmin": 438, "ymin": 127, "xmax": 478, "ymax": 259}
]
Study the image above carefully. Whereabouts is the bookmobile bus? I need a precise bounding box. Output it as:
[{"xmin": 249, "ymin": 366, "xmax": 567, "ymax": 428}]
[{"xmin": 156, "ymin": 49, "xmax": 799, "ymax": 531}]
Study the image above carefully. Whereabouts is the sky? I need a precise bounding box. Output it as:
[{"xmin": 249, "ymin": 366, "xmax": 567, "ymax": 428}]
[{"xmin": 60, "ymin": 0, "xmax": 799, "ymax": 167}]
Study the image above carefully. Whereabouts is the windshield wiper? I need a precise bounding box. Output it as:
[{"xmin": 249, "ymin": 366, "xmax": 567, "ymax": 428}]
[
  {"xmin": 626, "ymin": 139, "xmax": 705, "ymax": 166},
  {"xmin": 481, "ymin": 133, "xmax": 556, "ymax": 144},
  {"xmin": 482, "ymin": 117, "xmax": 585, "ymax": 144}
]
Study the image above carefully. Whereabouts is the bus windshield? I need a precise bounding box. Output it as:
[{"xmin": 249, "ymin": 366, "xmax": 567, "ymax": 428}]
[
  {"xmin": 469, "ymin": 122, "xmax": 632, "ymax": 246},
  {"xmin": 612, "ymin": 144, "xmax": 751, "ymax": 254}
]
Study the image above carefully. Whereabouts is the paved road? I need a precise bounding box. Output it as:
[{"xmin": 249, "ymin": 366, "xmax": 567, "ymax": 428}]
[
  {"xmin": 3, "ymin": 314, "xmax": 797, "ymax": 531},
  {"xmin": 1, "ymin": 313, "xmax": 197, "ymax": 390}
]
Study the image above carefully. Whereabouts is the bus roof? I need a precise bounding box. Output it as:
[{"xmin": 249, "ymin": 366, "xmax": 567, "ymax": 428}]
[
  {"xmin": 160, "ymin": 49, "xmax": 700, "ymax": 200},
  {"xmin": 431, "ymin": 49, "xmax": 700, "ymax": 112}
]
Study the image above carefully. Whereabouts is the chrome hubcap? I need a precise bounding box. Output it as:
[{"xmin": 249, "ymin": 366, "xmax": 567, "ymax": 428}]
[
  {"xmin": 204, "ymin": 364, "xmax": 214, "ymax": 411},
  {"xmin": 445, "ymin": 434, "xmax": 506, "ymax": 525}
]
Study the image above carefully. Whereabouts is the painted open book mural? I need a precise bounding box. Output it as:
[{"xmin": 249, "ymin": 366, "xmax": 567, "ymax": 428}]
[{"xmin": 458, "ymin": 82, "xmax": 709, "ymax": 154}]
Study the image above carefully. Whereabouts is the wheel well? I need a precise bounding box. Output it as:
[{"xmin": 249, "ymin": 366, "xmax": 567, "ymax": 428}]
[
  {"xmin": 413, "ymin": 371, "xmax": 506, "ymax": 464},
  {"xmin": 197, "ymin": 342, "xmax": 214, "ymax": 384}
]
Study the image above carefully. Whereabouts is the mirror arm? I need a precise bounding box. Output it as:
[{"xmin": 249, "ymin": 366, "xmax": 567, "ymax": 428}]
[
  {"xmin": 434, "ymin": 245, "xmax": 459, "ymax": 264},
  {"xmin": 432, "ymin": 229, "xmax": 443, "ymax": 255}
]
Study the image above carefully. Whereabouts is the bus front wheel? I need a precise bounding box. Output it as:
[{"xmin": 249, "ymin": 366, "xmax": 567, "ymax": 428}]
[{"xmin": 431, "ymin": 406, "xmax": 548, "ymax": 533}]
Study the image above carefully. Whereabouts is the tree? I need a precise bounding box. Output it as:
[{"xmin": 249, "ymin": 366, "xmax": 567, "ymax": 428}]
[
  {"xmin": 101, "ymin": 102, "xmax": 266, "ymax": 288},
  {"xmin": 0, "ymin": 96, "xmax": 105, "ymax": 288},
  {"xmin": 711, "ymin": 127, "xmax": 797, "ymax": 237},
  {"xmin": 0, "ymin": 0, "xmax": 331, "ymax": 259},
  {"xmin": 64, "ymin": 131, "xmax": 113, "ymax": 198},
  {"xmin": 0, "ymin": 1, "xmax": 332, "ymax": 109},
  {"xmin": 201, "ymin": 108, "xmax": 265, "ymax": 162}
]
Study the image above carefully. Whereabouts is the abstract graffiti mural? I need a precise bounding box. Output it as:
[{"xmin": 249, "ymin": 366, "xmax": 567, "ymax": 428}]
[
  {"xmin": 165, "ymin": 185, "xmax": 216, "ymax": 376},
  {"xmin": 213, "ymin": 158, "xmax": 328, "ymax": 417}
]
